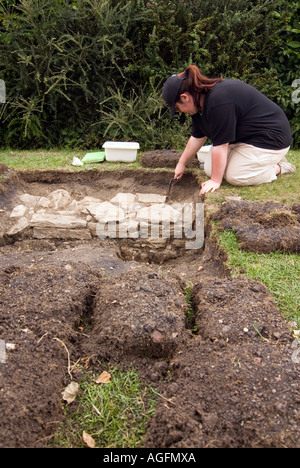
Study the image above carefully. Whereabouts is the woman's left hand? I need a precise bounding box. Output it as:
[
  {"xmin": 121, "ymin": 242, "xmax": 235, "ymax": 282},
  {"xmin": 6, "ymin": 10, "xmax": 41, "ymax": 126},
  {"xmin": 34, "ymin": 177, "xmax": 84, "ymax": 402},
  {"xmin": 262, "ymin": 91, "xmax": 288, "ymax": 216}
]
[{"xmin": 200, "ymin": 179, "xmax": 220, "ymax": 195}]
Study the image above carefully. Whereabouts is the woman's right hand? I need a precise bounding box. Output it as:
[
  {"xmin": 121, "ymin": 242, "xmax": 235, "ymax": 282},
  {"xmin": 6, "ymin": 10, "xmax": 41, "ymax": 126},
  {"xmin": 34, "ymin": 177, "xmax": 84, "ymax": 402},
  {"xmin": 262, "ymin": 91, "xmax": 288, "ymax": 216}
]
[{"xmin": 174, "ymin": 160, "xmax": 186, "ymax": 179}]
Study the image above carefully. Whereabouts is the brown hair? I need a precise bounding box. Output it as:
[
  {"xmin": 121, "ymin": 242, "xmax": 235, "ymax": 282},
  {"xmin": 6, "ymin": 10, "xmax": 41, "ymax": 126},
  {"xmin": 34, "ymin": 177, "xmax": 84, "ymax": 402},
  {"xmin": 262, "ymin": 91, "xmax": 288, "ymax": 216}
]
[{"xmin": 177, "ymin": 65, "xmax": 223, "ymax": 109}]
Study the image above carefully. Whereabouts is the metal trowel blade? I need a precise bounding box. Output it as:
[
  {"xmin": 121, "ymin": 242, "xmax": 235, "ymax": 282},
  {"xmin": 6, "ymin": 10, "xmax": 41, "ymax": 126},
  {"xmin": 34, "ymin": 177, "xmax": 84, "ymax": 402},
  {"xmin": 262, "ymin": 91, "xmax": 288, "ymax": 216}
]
[{"xmin": 166, "ymin": 177, "xmax": 179, "ymax": 202}]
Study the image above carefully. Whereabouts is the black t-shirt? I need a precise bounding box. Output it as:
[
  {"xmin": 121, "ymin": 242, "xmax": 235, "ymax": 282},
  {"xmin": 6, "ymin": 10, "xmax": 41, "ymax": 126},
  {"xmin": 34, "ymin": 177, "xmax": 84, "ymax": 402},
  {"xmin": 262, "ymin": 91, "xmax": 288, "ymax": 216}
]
[{"xmin": 191, "ymin": 79, "xmax": 292, "ymax": 150}]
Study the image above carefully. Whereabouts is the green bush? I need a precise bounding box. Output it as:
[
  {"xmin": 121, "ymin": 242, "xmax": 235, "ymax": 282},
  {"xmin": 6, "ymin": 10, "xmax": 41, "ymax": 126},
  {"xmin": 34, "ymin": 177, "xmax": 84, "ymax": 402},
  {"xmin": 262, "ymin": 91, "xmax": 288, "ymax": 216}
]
[
  {"xmin": 266, "ymin": 1, "xmax": 300, "ymax": 148},
  {"xmin": 0, "ymin": 0, "xmax": 298, "ymax": 149},
  {"xmin": 0, "ymin": 0, "xmax": 147, "ymax": 147},
  {"xmin": 98, "ymin": 82, "xmax": 191, "ymax": 150}
]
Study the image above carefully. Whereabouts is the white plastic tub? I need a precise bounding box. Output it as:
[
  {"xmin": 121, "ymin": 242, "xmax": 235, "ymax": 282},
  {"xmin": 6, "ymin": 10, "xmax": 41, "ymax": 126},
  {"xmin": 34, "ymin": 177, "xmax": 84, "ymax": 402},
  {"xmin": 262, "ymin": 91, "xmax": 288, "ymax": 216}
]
[
  {"xmin": 102, "ymin": 141, "xmax": 140, "ymax": 162},
  {"xmin": 197, "ymin": 145, "xmax": 213, "ymax": 175},
  {"xmin": 197, "ymin": 144, "xmax": 212, "ymax": 162}
]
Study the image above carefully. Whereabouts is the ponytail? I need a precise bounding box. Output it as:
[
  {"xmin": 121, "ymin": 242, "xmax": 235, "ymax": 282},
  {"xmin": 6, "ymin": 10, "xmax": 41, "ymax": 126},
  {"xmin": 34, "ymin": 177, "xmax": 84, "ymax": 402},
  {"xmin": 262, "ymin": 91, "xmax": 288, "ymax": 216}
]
[{"xmin": 177, "ymin": 65, "xmax": 223, "ymax": 109}]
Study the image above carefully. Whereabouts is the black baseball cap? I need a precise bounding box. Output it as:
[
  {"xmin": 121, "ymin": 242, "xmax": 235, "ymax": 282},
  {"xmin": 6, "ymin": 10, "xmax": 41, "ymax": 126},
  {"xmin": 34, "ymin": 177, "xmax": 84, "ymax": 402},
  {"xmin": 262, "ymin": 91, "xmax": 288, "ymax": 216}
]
[{"xmin": 162, "ymin": 73, "xmax": 186, "ymax": 118}]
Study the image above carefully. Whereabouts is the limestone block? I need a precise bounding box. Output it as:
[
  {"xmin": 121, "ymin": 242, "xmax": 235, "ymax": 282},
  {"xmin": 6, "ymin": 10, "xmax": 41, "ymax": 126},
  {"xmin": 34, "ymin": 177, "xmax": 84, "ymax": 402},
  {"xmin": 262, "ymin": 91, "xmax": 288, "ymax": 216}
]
[
  {"xmin": 30, "ymin": 213, "xmax": 86, "ymax": 229},
  {"xmin": 69, "ymin": 199, "xmax": 78, "ymax": 211},
  {"xmin": 33, "ymin": 227, "xmax": 92, "ymax": 240},
  {"xmin": 136, "ymin": 206, "xmax": 150, "ymax": 223},
  {"xmin": 77, "ymin": 196, "xmax": 103, "ymax": 217},
  {"xmin": 37, "ymin": 197, "xmax": 51, "ymax": 208},
  {"xmin": 136, "ymin": 204, "xmax": 181, "ymax": 224},
  {"xmin": 10, "ymin": 204, "xmax": 27, "ymax": 218},
  {"xmin": 171, "ymin": 202, "xmax": 195, "ymax": 217},
  {"xmin": 136, "ymin": 193, "xmax": 166, "ymax": 204},
  {"xmin": 7, "ymin": 217, "xmax": 29, "ymax": 236},
  {"xmin": 122, "ymin": 202, "xmax": 143, "ymax": 219},
  {"xmin": 110, "ymin": 192, "xmax": 137, "ymax": 206},
  {"xmin": 55, "ymin": 210, "xmax": 81, "ymax": 216},
  {"xmin": 78, "ymin": 205, "xmax": 99, "ymax": 217},
  {"xmin": 77, "ymin": 196, "xmax": 102, "ymax": 208},
  {"xmin": 78, "ymin": 196, "xmax": 103, "ymax": 205},
  {"xmin": 47, "ymin": 189, "xmax": 72, "ymax": 210},
  {"xmin": 19, "ymin": 193, "xmax": 40, "ymax": 207},
  {"xmin": 95, "ymin": 201, "xmax": 125, "ymax": 222}
]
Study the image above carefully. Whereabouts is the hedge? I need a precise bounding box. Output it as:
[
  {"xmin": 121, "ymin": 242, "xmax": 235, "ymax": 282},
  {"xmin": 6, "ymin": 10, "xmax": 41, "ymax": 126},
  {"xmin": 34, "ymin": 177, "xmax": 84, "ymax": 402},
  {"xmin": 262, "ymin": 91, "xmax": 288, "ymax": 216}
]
[{"xmin": 0, "ymin": 0, "xmax": 299, "ymax": 149}]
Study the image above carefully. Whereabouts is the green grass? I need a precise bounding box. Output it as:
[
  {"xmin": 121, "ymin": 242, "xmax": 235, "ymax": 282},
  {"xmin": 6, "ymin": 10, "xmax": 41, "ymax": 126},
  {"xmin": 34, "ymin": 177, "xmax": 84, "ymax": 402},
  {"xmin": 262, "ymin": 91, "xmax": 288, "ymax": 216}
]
[
  {"xmin": 219, "ymin": 230, "xmax": 300, "ymax": 326},
  {"xmin": 52, "ymin": 367, "xmax": 157, "ymax": 448},
  {"xmin": 0, "ymin": 148, "xmax": 144, "ymax": 172}
]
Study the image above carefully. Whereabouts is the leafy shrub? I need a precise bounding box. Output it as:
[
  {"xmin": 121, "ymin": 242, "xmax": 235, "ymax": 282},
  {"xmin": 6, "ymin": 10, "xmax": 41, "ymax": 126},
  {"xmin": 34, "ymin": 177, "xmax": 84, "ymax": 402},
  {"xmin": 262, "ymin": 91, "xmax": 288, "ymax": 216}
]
[
  {"xmin": 98, "ymin": 83, "xmax": 191, "ymax": 149},
  {"xmin": 266, "ymin": 1, "xmax": 300, "ymax": 147},
  {"xmin": 0, "ymin": 0, "xmax": 298, "ymax": 149}
]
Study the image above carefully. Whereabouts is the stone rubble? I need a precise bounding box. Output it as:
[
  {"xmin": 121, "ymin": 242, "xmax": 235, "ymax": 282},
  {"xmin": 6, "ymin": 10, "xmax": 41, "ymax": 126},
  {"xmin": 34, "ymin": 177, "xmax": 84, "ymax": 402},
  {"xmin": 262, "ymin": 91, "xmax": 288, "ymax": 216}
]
[
  {"xmin": 30, "ymin": 212, "xmax": 87, "ymax": 229},
  {"xmin": 5, "ymin": 189, "xmax": 198, "ymax": 259},
  {"xmin": 10, "ymin": 204, "xmax": 27, "ymax": 218},
  {"xmin": 7, "ymin": 217, "xmax": 29, "ymax": 236}
]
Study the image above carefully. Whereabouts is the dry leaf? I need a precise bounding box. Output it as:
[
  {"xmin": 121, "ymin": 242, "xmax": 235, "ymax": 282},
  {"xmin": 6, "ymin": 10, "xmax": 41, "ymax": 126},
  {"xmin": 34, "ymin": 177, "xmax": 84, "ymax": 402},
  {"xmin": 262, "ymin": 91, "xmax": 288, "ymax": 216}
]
[
  {"xmin": 62, "ymin": 381, "xmax": 79, "ymax": 404},
  {"xmin": 82, "ymin": 430, "xmax": 96, "ymax": 448},
  {"xmin": 95, "ymin": 371, "xmax": 111, "ymax": 384}
]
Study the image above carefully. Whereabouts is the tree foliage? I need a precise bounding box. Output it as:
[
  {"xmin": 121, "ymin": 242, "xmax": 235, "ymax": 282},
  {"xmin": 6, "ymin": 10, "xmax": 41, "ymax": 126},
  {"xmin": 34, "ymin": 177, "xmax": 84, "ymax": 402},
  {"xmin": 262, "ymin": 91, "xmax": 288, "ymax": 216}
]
[{"xmin": 0, "ymin": 0, "xmax": 298, "ymax": 149}]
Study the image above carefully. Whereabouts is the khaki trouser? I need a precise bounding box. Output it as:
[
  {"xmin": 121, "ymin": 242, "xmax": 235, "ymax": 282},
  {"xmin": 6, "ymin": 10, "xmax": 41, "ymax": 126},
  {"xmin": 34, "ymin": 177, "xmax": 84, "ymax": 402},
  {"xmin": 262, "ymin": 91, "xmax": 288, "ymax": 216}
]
[{"xmin": 204, "ymin": 143, "xmax": 290, "ymax": 186}]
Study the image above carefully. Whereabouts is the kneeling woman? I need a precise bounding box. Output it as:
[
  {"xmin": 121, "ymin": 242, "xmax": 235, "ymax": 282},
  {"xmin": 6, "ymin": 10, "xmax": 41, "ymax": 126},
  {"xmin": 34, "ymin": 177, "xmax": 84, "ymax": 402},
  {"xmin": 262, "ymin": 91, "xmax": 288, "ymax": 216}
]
[{"xmin": 162, "ymin": 65, "xmax": 295, "ymax": 195}]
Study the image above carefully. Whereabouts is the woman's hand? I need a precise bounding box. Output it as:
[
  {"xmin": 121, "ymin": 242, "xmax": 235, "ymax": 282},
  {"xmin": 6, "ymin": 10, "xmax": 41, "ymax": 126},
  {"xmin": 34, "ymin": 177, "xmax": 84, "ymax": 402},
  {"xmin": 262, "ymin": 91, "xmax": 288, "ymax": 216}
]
[
  {"xmin": 174, "ymin": 160, "xmax": 186, "ymax": 179},
  {"xmin": 200, "ymin": 179, "xmax": 220, "ymax": 195},
  {"xmin": 200, "ymin": 144, "xmax": 228, "ymax": 194},
  {"xmin": 174, "ymin": 136, "xmax": 207, "ymax": 180}
]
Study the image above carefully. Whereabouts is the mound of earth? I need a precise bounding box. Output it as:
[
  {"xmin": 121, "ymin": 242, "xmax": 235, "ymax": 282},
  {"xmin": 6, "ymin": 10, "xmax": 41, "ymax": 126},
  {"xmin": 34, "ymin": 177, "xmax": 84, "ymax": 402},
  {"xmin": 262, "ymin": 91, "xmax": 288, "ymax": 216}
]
[
  {"xmin": 213, "ymin": 200, "xmax": 300, "ymax": 253},
  {"xmin": 144, "ymin": 278, "xmax": 299, "ymax": 448},
  {"xmin": 0, "ymin": 252, "xmax": 98, "ymax": 447},
  {"xmin": 142, "ymin": 149, "xmax": 199, "ymax": 169},
  {"xmin": 83, "ymin": 269, "xmax": 189, "ymax": 360},
  {"xmin": 1, "ymin": 241, "xmax": 299, "ymax": 448}
]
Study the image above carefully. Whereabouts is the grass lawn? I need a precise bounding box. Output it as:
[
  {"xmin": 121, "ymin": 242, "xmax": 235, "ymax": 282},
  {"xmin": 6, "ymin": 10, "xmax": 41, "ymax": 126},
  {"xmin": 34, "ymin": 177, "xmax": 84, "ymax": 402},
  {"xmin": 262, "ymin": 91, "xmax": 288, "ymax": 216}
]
[
  {"xmin": 52, "ymin": 366, "xmax": 157, "ymax": 448},
  {"xmin": 0, "ymin": 148, "xmax": 142, "ymax": 172}
]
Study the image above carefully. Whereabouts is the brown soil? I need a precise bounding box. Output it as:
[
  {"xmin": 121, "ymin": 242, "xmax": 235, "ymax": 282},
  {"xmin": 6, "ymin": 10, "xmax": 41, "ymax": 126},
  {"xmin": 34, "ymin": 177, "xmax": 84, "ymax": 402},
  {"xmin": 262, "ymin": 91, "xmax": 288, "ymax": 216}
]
[
  {"xmin": 0, "ymin": 166, "xmax": 299, "ymax": 448},
  {"xmin": 141, "ymin": 149, "xmax": 199, "ymax": 169},
  {"xmin": 213, "ymin": 199, "xmax": 300, "ymax": 253}
]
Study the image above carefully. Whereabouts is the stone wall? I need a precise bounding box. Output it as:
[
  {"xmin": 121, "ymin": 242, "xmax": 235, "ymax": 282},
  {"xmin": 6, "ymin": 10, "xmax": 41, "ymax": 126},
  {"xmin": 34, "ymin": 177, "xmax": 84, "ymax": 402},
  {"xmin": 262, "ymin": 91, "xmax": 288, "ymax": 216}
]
[{"xmin": 4, "ymin": 189, "xmax": 203, "ymax": 263}]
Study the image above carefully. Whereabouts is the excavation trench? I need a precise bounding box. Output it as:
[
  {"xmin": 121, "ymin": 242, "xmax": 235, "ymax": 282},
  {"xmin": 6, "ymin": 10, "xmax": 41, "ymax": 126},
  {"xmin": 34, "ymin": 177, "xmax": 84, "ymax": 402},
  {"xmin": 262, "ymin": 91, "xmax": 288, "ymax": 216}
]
[
  {"xmin": 1, "ymin": 168, "xmax": 204, "ymax": 264},
  {"xmin": 0, "ymin": 167, "xmax": 299, "ymax": 449}
]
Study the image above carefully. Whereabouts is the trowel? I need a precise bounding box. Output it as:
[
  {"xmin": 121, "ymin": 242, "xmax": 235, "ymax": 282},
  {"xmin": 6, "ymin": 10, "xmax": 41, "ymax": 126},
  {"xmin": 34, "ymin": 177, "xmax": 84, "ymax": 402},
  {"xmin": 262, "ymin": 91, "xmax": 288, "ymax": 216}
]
[{"xmin": 166, "ymin": 177, "xmax": 179, "ymax": 203}]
